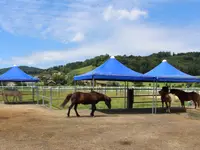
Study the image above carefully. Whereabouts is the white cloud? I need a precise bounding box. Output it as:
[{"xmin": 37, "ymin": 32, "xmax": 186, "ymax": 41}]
[
  {"xmin": 71, "ymin": 32, "xmax": 85, "ymax": 42},
  {"xmin": 0, "ymin": 0, "xmax": 200, "ymax": 68},
  {"xmin": 103, "ymin": 6, "xmax": 148, "ymax": 21},
  {"xmin": 5, "ymin": 24, "xmax": 200, "ymax": 68}
]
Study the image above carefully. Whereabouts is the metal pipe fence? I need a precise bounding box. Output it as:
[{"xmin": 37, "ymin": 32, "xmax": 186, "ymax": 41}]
[{"xmin": 0, "ymin": 86, "xmax": 200, "ymax": 109}]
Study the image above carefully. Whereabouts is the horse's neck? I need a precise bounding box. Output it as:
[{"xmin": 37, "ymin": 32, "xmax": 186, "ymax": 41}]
[{"xmin": 174, "ymin": 91, "xmax": 182, "ymax": 97}]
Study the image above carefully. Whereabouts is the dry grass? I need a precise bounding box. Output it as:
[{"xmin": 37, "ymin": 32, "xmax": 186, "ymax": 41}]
[{"xmin": 0, "ymin": 104, "xmax": 200, "ymax": 150}]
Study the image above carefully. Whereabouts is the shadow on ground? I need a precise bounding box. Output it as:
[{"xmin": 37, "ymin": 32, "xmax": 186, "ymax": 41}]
[
  {"xmin": 3, "ymin": 99, "xmax": 48, "ymax": 105},
  {"xmin": 4, "ymin": 101, "xmax": 37, "ymax": 104},
  {"xmin": 97, "ymin": 107, "xmax": 186, "ymax": 114}
]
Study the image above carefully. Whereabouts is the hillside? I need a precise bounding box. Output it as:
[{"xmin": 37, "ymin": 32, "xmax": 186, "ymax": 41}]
[
  {"xmin": 47, "ymin": 51, "xmax": 200, "ymax": 76},
  {"xmin": 0, "ymin": 66, "xmax": 44, "ymax": 75},
  {"xmin": 69, "ymin": 65, "xmax": 95, "ymax": 75},
  {"xmin": 42, "ymin": 51, "xmax": 200, "ymax": 86},
  {"xmin": 1, "ymin": 51, "xmax": 200, "ymax": 86}
]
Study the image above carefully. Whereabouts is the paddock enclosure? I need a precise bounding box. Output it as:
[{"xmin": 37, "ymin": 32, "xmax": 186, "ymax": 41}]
[
  {"xmin": 1, "ymin": 86, "xmax": 199, "ymax": 110},
  {"xmin": 1, "ymin": 104, "xmax": 200, "ymax": 150}
]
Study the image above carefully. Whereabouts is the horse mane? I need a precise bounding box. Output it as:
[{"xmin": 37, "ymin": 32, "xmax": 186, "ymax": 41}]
[
  {"xmin": 90, "ymin": 91, "xmax": 110, "ymax": 100},
  {"xmin": 91, "ymin": 91, "xmax": 103, "ymax": 95}
]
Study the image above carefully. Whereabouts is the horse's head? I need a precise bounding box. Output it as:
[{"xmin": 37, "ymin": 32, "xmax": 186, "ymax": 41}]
[
  {"xmin": 104, "ymin": 95, "xmax": 111, "ymax": 109},
  {"xmin": 162, "ymin": 86, "xmax": 169, "ymax": 93},
  {"xmin": 158, "ymin": 90, "xmax": 162, "ymax": 95},
  {"xmin": 159, "ymin": 90, "xmax": 168, "ymax": 96}
]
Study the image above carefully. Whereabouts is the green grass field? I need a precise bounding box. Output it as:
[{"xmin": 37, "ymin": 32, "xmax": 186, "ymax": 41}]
[
  {"xmin": 69, "ymin": 65, "xmax": 95, "ymax": 75},
  {"xmin": 0, "ymin": 87, "xmax": 182, "ymax": 110}
]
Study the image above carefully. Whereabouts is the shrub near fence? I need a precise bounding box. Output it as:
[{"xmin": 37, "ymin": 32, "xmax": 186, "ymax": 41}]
[{"xmin": 1, "ymin": 86, "xmax": 200, "ymax": 109}]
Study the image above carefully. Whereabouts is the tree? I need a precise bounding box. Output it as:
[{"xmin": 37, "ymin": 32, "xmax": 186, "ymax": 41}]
[{"xmin": 52, "ymin": 73, "xmax": 66, "ymax": 85}]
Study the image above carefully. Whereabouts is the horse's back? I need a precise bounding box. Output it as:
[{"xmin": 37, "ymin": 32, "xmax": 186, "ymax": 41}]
[{"xmin": 72, "ymin": 91, "xmax": 105, "ymax": 104}]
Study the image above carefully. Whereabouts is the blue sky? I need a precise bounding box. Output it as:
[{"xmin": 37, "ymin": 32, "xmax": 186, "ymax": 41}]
[{"xmin": 0, "ymin": 0, "xmax": 200, "ymax": 69}]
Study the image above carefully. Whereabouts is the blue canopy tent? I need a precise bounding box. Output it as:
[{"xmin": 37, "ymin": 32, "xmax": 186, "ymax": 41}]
[
  {"xmin": 144, "ymin": 59, "xmax": 200, "ymax": 113},
  {"xmin": 74, "ymin": 56, "xmax": 156, "ymax": 113},
  {"xmin": 144, "ymin": 59, "xmax": 200, "ymax": 83},
  {"xmin": 0, "ymin": 65, "xmax": 39, "ymax": 82},
  {"xmin": 0, "ymin": 65, "xmax": 39, "ymax": 103},
  {"xmin": 74, "ymin": 56, "xmax": 155, "ymax": 82}
]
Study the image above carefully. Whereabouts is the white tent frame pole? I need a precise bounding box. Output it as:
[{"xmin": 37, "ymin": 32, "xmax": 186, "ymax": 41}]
[
  {"xmin": 155, "ymin": 81, "xmax": 158, "ymax": 114},
  {"xmin": 126, "ymin": 81, "xmax": 129, "ymax": 108},
  {"xmin": 92, "ymin": 76, "xmax": 95, "ymax": 91},
  {"xmin": 74, "ymin": 74, "xmax": 77, "ymax": 92},
  {"xmin": 124, "ymin": 81, "xmax": 126, "ymax": 108},
  {"xmin": 74, "ymin": 80, "xmax": 77, "ymax": 92},
  {"xmin": 1, "ymin": 82, "xmax": 3, "ymax": 90},
  {"xmin": 152, "ymin": 81, "xmax": 154, "ymax": 114}
]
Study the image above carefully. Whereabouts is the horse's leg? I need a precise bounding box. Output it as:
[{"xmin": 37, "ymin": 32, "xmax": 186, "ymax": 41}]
[
  {"xmin": 67, "ymin": 103, "xmax": 75, "ymax": 117},
  {"xmin": 162, "ymin": 101, "xmax": 164, "ymax": 108},
  {"xmin": 169, "ymin": 101, "xmax": 171, "ymax": 113},
  {"xmin": 165, "ymin": 101, "xmax": 168, "ymax": 113},
  {"xmin": 20, "ymin": 95, "xmax": 22, "ymax": 102},
  {"xmin": 6, "ymin": 96, "xmax": 8, "ymax": 102},
  {"xmin": 90, "ymin": 104, "xmax": 96, "ymax": 117},
  {"xmin": 181, "ymin": 100, "xmax": 185, "ymax": 108},
  {"xmin": 194, "ymin": 100, "xmax": 197, "ymax": 109},
  {"xmin": 74, "ymin": 104, "xmax": 80, "ymax": 117}
]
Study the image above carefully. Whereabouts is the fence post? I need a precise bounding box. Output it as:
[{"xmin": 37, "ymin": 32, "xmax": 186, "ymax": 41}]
[
  {"xmin": 36, "ymin": 86, "xmax": 39, "ymax": 105},
  {"xmin": 32, "ymin": 86, "xmax": 35, "ymax": 102},
  {"xmin": 58, "ymin": 86, "xmax": 60, "ymax": 98},
  {"xmin": 42, "ymin": 87, "xmax": 44, "ymax": 105},
  {"xmin": 50, "ymin": 87, "xmax": 52, "ymax": 109}
]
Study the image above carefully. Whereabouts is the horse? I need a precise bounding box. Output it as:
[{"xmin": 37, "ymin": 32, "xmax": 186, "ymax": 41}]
[
  {"xmin": 170, "ymin": 89, "xmax": 200, "ymax": 109},
  {"xmin": 60, "ymin": 91, "xmax": 112, "ymax": 117},
  {"xmin": 158, "ymin": 90, "xmax": 172, "ymax": 113},
  {"xmin": 2, "ymin": 90, "xmax": 23, "ymax": 103}
]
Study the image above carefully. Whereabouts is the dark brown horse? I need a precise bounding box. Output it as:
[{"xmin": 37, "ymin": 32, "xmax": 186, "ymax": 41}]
[
  {"xmin": 170, "ymin": 89, "xmax": 200, "ymax": 109},
  {"xmin": 159, "ymin": 89, "xmax": 172, "ymax": 113},
  {"xmin": 60, "ymin": 91, "xmax": 111, "ymax": 117}
]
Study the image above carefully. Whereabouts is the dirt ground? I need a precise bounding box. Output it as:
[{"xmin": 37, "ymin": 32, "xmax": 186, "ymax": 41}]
[{"xmin": 0, "ymin": 104, "xmax": 200, "ymax": 150}]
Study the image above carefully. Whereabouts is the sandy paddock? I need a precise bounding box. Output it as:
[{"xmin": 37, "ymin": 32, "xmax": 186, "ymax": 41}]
[{"xmin": 0, "ymin": 104, "xmax": 200, "ymax": 150}]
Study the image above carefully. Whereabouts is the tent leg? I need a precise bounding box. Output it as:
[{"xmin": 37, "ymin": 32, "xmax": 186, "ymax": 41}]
[
  {"xmin": 152, "ymin": 81, "xmax": 155, "ymax": 114},
  {"xmin": 126, "ymin": 82, "xmax": 129, "ymax": 109},
  {"xmin": 124, "ymin": 81, "xmax": 126, "ymax": 109},
  {"xmin": 1, "ymin": 82, "xmax": 3, "ymax": 103},
  {"xmin": 74, "ymin": 80, "xmax": 77, "ymax": 92},
  {"xmin": 92, "ymin": 77, "xmax": 95, "ymax": 91},
  {"xmin": 21, "ymin": 81, "xmax": 23, "ymax": 91},
  {"xmin": 155, "ymin": 81, "xmax": 158, "ymax": 114},
  {"xmin": 32, "ymin": 82, "xmax": 34, "ymax": 102}
]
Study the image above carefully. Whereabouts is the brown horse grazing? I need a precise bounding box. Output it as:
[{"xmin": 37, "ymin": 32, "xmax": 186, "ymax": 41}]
[
  {"xmin": 60, "ymin": 91, "xmax": 112, "ymax": 117},
  {"xmin": 170, "ymin": 89, "xmax": 200, "ymax": 109},
  {"xmin": 159, "ymin": 90, "xmax": 172, "ymax": 113}
]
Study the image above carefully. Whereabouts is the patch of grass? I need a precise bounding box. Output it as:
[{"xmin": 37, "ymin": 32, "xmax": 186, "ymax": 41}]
[
  {"xmin": 0, "ymin": 88, "xmax": 181, "ymax": 110},
  {"xmin": 69, "ymin": 65, "xmax": 95, "ymax": 75}
]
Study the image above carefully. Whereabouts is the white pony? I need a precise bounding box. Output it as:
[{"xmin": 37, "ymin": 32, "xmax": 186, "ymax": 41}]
[{"xmin": 2, "ymin": 90, "xmax": 22, "ymax": 103}]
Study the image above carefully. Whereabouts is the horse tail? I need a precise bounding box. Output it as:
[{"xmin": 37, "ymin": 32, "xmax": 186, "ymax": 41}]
[
  {"xmin": 197, "ymin": 94, "xmax": 200, "ymax": 107},
  {"xmin": 60, "ymin": 93, "xmax": 73, "ymax": 108}
]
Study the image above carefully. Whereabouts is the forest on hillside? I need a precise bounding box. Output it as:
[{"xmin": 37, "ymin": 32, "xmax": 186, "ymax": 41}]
[
  {"xmin": 1, "ymin": 51, "xmax": 200, "ymax": 86},
  {"xmin": 46, "ymin": 51, "xmax": 200, "ymax": 75},
  {"xmin": 38, "ymin": 51, "xmax": 200, "ymax": 86}
]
